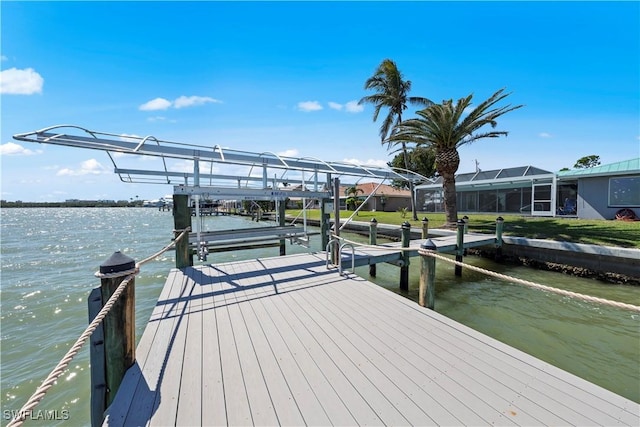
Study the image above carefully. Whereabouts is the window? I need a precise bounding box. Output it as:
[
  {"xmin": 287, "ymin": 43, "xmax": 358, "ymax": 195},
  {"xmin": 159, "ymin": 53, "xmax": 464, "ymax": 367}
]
[{"xmin": 609, "ymin": 176, "xmax": 640, "ymax": 206}]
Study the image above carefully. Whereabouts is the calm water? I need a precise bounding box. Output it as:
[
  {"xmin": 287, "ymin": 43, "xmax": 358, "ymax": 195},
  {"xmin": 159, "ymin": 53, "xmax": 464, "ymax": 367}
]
[{"xmin": 1, "ymin": 208, "xmax": 639, "ymax": 426}]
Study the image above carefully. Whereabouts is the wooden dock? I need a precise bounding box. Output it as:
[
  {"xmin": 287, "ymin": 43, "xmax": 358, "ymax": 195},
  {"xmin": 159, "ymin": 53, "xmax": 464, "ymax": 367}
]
[{"xmin": 104, "ymin": 252, "xmax": 639, "ymax": 426}]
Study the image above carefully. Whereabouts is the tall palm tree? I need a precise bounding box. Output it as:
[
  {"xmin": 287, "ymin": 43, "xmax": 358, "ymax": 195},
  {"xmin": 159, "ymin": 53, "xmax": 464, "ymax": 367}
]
[
  {"xmin": 359, "ymin": 59, "xmax": 432, "ymax": 220},
  {"xmin": 388, "ymin": 88, "xmax": 523, "ymax": 227}
]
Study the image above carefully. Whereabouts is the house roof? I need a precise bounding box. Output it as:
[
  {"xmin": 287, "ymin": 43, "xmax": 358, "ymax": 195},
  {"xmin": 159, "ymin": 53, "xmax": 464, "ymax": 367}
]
[
  {"xmin": 416, "ymin": 166, "xmax": 554, "ymax": 190},
  {"xmin": 341, "ymin": 182, "xmax": 411, "ymax": 197},
  {"xmin": 557, "ymin": 158, "xmax": 640, "ymax": 178}
]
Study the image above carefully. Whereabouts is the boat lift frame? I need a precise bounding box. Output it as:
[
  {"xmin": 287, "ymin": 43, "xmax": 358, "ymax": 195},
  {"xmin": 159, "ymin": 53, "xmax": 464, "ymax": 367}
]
[
  {"xmin": 14, "ymin": 124, "xmax": 428, "ymax": 198},
  {"xmin": 14, "ymin": 124, "xmax": 433, "ymax": 261}
]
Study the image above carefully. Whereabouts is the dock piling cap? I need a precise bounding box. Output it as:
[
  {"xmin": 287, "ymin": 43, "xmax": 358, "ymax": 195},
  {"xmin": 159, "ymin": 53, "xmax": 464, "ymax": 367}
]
[
  {"xmin": 100, "ymin": 251, "xmax": 135, "ymax": 274},
  {"xmin": 421, "ymin": 239, "xmax": 437, "ymax": 250}
]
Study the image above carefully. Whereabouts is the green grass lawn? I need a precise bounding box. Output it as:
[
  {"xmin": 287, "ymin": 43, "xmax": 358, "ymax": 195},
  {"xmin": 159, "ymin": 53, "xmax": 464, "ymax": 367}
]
[{"xmin": 286, "ymin": 209, "xmax": 640, "ymax": 248}]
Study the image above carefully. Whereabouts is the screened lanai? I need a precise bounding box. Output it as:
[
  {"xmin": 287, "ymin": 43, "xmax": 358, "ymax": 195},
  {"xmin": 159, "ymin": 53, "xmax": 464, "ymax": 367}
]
[{"xmin": 416, "ymin": 165, "xmax": 577, "ymax": 217}]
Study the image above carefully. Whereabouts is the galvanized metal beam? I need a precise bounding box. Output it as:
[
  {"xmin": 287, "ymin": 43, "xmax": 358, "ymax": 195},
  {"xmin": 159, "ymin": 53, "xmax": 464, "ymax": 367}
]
[{"xmin": 173, "ymin": 185, "xmax": 330, "ymax": 201}]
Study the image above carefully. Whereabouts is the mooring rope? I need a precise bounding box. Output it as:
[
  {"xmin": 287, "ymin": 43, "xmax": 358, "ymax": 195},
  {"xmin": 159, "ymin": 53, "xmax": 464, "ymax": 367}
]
[
  {"xmin": 7, "ymin": 228, "xmax": 190, "ymax": 427},
  {"xmin": 418, "ymin": 249, "xmax": 640, "ymax": 313},
  {"xmin": 330, "ymin": 235, "xmax": 640, "ymax": 313}
]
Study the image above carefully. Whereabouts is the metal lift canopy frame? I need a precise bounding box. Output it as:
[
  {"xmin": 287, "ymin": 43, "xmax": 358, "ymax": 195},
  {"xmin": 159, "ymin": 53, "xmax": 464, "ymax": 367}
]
[{"xmin": 14, "ymin": 125, "xmax": 431, "ymax": 200}]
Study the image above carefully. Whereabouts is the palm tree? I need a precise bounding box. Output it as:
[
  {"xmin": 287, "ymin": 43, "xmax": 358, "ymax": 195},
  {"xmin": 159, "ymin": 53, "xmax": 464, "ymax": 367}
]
[
  {"xmin": 388, "ymin": 88, "xmax": 523, "ymax": 227},
  {"xmin": 359, "ymin": 59, "xmax": 432, "ymax": 220},
  {"xmin": 344, "ymin": 185, "xmax": 364, "ymax": 212}
]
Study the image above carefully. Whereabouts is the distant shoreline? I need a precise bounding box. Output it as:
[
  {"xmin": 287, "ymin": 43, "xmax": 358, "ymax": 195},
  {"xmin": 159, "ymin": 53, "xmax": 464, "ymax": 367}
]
[{"xmin": 0, "ymin": 201, "xmax": 145, "ymax": 208}]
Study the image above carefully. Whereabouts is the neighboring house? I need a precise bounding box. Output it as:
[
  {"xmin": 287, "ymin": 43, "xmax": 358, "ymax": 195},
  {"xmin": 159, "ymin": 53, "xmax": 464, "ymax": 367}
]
[
  {"xmin": 557, "ymin": 158, "xmax": 639, "ymax": 220},
  {"xmin": 283, "ymin": 184, "xmax": 321, "ymax": 209},
  {"xmin": 415, "ymin": 158, "xmax": 639, "ymax": 219},
  {"xmin": 340, "ymin": 182, "xmax": 411, "ymax": 212}
]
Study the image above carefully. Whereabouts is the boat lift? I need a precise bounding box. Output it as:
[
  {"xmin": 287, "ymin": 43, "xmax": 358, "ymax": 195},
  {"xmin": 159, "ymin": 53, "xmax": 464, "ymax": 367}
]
[{"xmin": 14, "ymin": 125, "xmax": 431, "ymax": 262}]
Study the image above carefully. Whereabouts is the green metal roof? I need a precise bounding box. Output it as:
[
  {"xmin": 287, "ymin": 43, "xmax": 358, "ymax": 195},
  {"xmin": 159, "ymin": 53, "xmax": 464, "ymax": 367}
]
[{"xmin": 557, "ymin": 158, "xmax": 640, "ymax": 178}]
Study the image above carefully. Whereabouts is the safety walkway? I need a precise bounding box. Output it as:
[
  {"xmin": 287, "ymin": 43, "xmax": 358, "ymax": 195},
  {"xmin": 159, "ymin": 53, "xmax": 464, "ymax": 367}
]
[{"xmin": 104, "ymin": 252, "xmax": 639, "ymax": 426}]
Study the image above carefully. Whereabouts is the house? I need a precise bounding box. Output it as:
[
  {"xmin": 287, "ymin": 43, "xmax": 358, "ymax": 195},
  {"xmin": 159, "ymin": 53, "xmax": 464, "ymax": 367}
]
[
  {"xmin": 415, "ymin": 158, "xmax": 639, "ymax": 220},
  {"xmin": 340, "ymin": 182, "xmax": 412, "ymax": 212},
  {"xmin": 557, "ymin": 158, "xmax": 639, "ymax": 220}
]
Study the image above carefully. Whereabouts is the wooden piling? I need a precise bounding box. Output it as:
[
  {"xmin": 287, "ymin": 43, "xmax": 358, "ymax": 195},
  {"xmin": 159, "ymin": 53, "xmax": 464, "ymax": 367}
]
[
  {"xmin": 462, "ymin": 215, "xmax": 469, "ymax": 234},
  {"xmin": 495, "ymin": 216, "xmax": 504, "ymax": 261},
  {"xmin": 173, "ymin": 194, "xmax": 192, "ymax": 268},
  {"xmin": 455, "ymin": 219, "xmax": 465, "ymax": 276},
  {"xmin": 278, "ymin": 201, "xmax": 286, "ymax": 256},
  {"xmin": 400, "ymin": 221, "xmax": 411, "ymax": 290},
  {"xmin": 462, "ymin": 215, "xmax": 469, "ymax": 256},
  {"xmin": 320, "ymin": 199, "xmax": 331, "ymax": 251},
  {"xmin": 419, "ymin": 239, "xmax": 437, "ymax": 309},
  {"xmin": 88, "ymin": 288, "xmax": 106, "ymax": 427},
  {"xmin": 369, "ymin": 218, "xmax": 377, "ymax": 277},
  {"xmin": 99, "ymin": 252, "xmax": 136, "ymax": 408},
  {"xmin": 421, "ymin": 217, "xmax": 429, "ymax": 239},
  {"xmin": 332, "ymin": 177, "xmax": 340, "ymax": 265}
]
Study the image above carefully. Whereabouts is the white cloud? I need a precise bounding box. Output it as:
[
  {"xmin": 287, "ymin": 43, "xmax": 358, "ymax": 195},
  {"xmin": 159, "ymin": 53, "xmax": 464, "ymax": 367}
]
[
  {"xmin": 174, "ymin": 95, "xmax": 221, "ymax": 109},
  {"xmin": 0, "ymin": 67, "xmax": 44, "ymax": 95},
  {"xmin": 328, "ymin": 100, "xmax": 363, "ymax": 113},
  {"xmin": 119, "ymin": 133, "xmax": 141, "ymax": 142},
  {"xmin": 297, "ymin": 101, "xmax": 323, "ymax": 112},
  {"xmin": 139, "ymin": 97, "xmax": 172, "ymax": 111},
  {"xmin": 277, "ymin": 149, "xmax": 299, "ymax": 157},
  {"xmin": 539, "ymin": 132, "xmax": 552, "ymax": 138},
  {"xmin": 0, "ymin": 142, "xmax": 42, "ymax": 156},
  {"xmin": 344, "ymin": 100, "xmax": 364, "ymax": 113},
  {"xmin": 343, "ymin": 158, "xmax": 388, "ymax": 168},
  {"xmin": 56, "ymin": 159, "xmax": 108, "ymax": 176},
  {"xmin": 139, "ymin": 95, "xmax": 222, "ymax": 111}
]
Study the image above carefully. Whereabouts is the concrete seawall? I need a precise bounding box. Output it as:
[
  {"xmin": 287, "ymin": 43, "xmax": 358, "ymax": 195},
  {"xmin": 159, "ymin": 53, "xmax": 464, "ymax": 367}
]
[{"xmin": 295, "ymin": 218, "xmax": 640, "ymax": 285}]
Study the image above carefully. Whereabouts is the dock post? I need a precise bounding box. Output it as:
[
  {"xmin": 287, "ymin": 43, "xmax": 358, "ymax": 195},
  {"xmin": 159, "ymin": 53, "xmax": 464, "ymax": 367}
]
[
  {"xmin": 455, "ymin": 219, "xmax": 465, "ymax": 276},
  {"xmin": 332, "ymin": 177, "xmax": 340, "ymax": 265},
  {"xmin": 419, "ymin": 239, "xmax": 437, "ymax": 309},
  {"xmin": 495, "ymin": 216, "xmax": 504, "ymax": 261},
  {"xmin": 369, "ymin": 218, "xmax": 377, "ymax": 277},
  {"xmin": 421, "ymin": 217, "xmax": 429, "ymax": 239},
  {"xmin": 173, "ymin": 194, "xmax": 192, "ymax": 268},
  {"xmin": 320, "ymin": 198, "xmax": 330, "ymax": 251},
  {"xmin": 88, "ymin": 288, "xmax": 106, "ymax": 427},
  {"xmin": 99, "ymin": 251, "xmax": 136, "ymax": 408},
  {"xmin": 279, "ymin": 200, "xmax": 286, "ymax": 256},
  {"xmin": 400, "ymin": 221, "xmax": 411, "ymax": 291},
  {"xmin": 462, "ymin": 215, "xmax": 469, "ymax": 255}
]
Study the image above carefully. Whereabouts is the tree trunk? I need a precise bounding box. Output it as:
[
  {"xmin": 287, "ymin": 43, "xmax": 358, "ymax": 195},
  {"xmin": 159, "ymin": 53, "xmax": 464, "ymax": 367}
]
[
  {"xmin": 436, "ymin": 147, "xmax": 461, "ymax": 228},
  {"xmin": 442, "ymin": 172, "xmax": 458, "ymax": 227},
  {"xmin": 401, "ymin": 141, "xmax": 418, "ymax": 220}
]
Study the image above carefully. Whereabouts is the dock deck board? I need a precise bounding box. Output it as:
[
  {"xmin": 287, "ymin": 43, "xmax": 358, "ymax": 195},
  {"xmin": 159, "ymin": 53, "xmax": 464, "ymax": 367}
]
[{"xmin": 104, "ymin": 252, "xmax": 639, "ymax": 426}]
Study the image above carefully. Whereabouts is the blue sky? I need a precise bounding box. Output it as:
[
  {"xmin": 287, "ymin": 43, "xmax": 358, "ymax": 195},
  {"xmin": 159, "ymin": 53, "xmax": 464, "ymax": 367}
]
[{"xmin": 1, "ymin": 1, "xmax": 639, "ymax": 202}]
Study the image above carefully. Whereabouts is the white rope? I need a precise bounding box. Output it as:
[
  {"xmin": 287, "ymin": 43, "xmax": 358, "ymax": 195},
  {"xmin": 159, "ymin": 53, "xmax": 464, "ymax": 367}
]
[
  {"xmin": 7, "ymin": 228, "xmax": 190, "ymax": 427},
  {"xmin": 332, "ymin": 235, "xmax": 640, "ymax": 313},
  {"xmin": 418, "ymin": 248, "xmax": 640, "ymax": 313}
]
